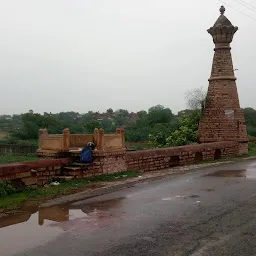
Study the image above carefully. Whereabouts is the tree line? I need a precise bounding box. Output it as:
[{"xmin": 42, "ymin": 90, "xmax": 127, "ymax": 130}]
[{"xmin": 1, "ymin": 89, "xmax": 256, "ymax": 148}]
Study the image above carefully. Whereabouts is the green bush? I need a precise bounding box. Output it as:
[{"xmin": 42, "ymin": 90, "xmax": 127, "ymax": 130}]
[
  {"xmin": 148, "ymin": 110, "xmax": 201, "ymax": 148},
  {"xmin": 0, "ymin": 181, "xmax": 17, "ymax": 197}
]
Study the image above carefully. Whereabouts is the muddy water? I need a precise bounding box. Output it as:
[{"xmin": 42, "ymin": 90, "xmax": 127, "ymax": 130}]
[
  {"xmin": 207, "ymin": 166, "xmax": 256, "ymax": 179},
  {"xmin": 0, "ymin": 197, "xmax": 125, "ymax": 256}
]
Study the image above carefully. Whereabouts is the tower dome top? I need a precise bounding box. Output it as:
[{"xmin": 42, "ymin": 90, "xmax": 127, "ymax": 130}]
[
  {"xmin": 208, "ymin": 6, "xmax": 238, "ymax": 44},
  {"xmin": 213, "ymin": 6, "xmax": 232, "ymax": 27}
]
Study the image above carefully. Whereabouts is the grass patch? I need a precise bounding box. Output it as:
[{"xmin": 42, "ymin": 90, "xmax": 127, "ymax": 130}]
[
  {"xmin": 0, "ymin": 170, "xmax": 141, "ymax": 209},
  {"xmin": 0, "ymin": 154, "xmax": 38, "ymax": 164},
  {"xmin": 247, "ymin": 142, "xmax": 256, "ymax": 157}
]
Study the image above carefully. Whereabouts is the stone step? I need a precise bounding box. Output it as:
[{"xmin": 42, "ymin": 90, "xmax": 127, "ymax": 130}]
[
  {"xmin": 63, "ymin": 166, "xmax": 82, "ymax": 171},
  {"xmin": 53, "ymin": 176, "xmax": 74, "ymax": 181},
  {"xmin": 71, "ymin": 163, "xmax": 91, "ymax": 167},
  {"xmin": 69, "ymin": 161, "xmax": 102, "ymax": 166}
]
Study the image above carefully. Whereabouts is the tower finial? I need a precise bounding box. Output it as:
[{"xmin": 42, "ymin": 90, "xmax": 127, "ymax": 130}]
[{"xmin": 220, "ymin": 5, "xmax": 225, "ymax": 15}]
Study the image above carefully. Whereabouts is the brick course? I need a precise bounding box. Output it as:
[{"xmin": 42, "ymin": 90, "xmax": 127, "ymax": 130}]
[
  {"xmin": 0, "ymin": 142, "xmax": 240, "ymax": 186},
  {"xmin": 0, "ymin": 158, "xmax": 72, "ymax": 186},
  {"xmin": 126, "ymin": 142, "xmax": 239, "ymax": 172}
]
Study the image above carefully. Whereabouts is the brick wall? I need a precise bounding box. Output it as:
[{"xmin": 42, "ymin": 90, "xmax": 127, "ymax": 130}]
[
  {"xmin": 63, "ymin": 151, "xmax": 127, "ymax": 179},
  {"xmin": 210, "ymin": 49, "xmax": 234, "ymax": 77},
  {"xmin": 0, "ymin": 142, "xmax": 240, "ymax": 187},
  {"xmin": 126, "ymin": 142, "xmax": 239, "ymax": 172},
  {"xmin": 0, "ymin": 158, "xmax": 71, "ymax": 186},
  {"xmin": 94, "ymin": 151, "xmax": 127, "ymax": 174}
]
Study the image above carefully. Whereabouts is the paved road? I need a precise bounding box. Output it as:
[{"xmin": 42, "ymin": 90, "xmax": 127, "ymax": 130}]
[{"xmin": 4, "ymin": 159, "xmax": 256, "ymax": 256}]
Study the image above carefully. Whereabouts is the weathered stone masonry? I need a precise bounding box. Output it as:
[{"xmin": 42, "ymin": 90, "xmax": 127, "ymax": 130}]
[
  {"xmin": 0, "ymin": 141, "xmax": 240, "ymax": 186},
  {"xmin": 0, "ymin": 158, "xmax": 71, "ymax": 186},
  {"xmin": 126, "ymin": 141, "xmax": 239, "ymax": 172},
  {"xmin": 198, "ymin": 6, "xmax": 248, "ymax": 154}
]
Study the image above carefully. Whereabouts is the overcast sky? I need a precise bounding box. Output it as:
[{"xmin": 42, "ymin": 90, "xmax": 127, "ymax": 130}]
[{"xmin": 0, "ymin": 0, "xmax": 256, "ymax": 115}]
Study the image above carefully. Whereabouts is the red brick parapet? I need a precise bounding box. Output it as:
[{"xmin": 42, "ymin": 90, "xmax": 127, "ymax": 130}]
[
  {"xmin": 0, "ymin": 141, "xmax": 241, "ymax": 186},
  {"xmin": 126, "ymin": 142, "xmax": 239, "ymax": 172},
  {"xmin": 0, "ymin": 158, "xmax": 72, "ymax": 186}
]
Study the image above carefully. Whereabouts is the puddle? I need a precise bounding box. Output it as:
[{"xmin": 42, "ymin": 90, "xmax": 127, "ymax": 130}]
[
  {"xmin": 207, "ymin": 169, "xmax": 247, "ymax": 177},
  {"xmin": 0, "ymin": 196, "xmax": 127, "ymax": 256},
  {"xmin": 206, "ymin": 167, "xmax": 256, "ymax": 179},
  {"xmin": 0, "ymin": 213, "xmax": 63, "ymax": 256},
  {"xmin": 72, "ymin": 197, "xmax": 125, "ymax": 211}
]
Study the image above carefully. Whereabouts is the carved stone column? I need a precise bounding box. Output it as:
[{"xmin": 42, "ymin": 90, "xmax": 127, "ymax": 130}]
[
  {"xmin": 62, "ymin": 128, "xmax": 70, "ymax": 151},
  {"xmin": 98, "ymin": 128, "xmax": 104, "ymax": 151}
]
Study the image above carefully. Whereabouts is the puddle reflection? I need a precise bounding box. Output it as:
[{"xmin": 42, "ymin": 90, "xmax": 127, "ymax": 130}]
[
  {"xmin": 207, "ymin": 168, "xmax": 256, "ymax": 179},
  {"xmin": 0, "ymin": 197, "xmax": 126, "ymax": 255},
  {"xmin": 207, "ymin": 169, "xmax": 247, "ymax": 177},
  {"xmin": 0, "ymin": 197, "xmax": 125, "ymax": 228}
]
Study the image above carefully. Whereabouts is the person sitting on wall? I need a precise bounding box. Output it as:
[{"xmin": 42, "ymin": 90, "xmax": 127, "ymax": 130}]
[{"xmin": 80, "ymin": 142, "xmax": 95, "ymax": 163}]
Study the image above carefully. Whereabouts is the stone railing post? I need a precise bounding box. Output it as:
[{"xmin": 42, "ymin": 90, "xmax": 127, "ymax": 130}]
[
  {"xmin": 94, "ymin": 128, "xmax": 99, "ymax": 149},
  {"xmin": 121, "ymin": 128, "xmax": 125, "ymax": 149},
  {"xmin": 62, "ymin": 128, "xmax": 70, "ymax": 151},
  {"xmin": 38, "ymin": 129, "xmax": 44, "ymax": 150},
  {"xmin": 38, "ymin": 128, "xmax": 48, "ymax": 150},
  {"xmin": 98, "ymin": 128, "xmax": 104, "ymax": 151},
  {"xmin": 116, "ymin": 128, "xmax": 121, "ymax": 135}
]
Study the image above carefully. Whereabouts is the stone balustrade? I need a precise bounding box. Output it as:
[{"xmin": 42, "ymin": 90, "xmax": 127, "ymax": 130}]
[{"xmin": 37, "ymin": 127, "xmax": 126, "ymax": 158}]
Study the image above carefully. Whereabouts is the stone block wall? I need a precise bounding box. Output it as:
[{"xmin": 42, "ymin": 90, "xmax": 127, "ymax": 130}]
[
  {"xmin": 0, "ymin": 142, "xmax": 240, "ymax": 187},
  {"xmin": 126, "ymin": 142, "xmax": 239, "ymax": 172},
  {"xmin": 94, "ymin": 151, "xmax": 127, "ymax": 174},
  {"xmin": 0, "ymin": 158, "xmax": 71, "ymax": 187},
  {"xmin": 63, "ymin": 151, "xmax": 127, "ymax": 179}
]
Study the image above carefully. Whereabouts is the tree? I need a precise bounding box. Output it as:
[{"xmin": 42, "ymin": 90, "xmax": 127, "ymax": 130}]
[
  {"xmin": 148, "ymin": 123, "xmax": 172, "ymax": 147},
  {"xmin": 137, "ymin": 110, "xmax": 147, "ymax": 119},
  {"xmin": 84, "ymin": 120, "xmax": 102, "ymax": 133},
  {"xmin": 101, "ymin": 119, "xmax": 115, "ymax": 133},
  {"xmin": 106, "ymin": 108, "xmax": 114, "ymax": 116},
  {"xmin": 148, "ymin": 105, "xmax": 173, "ymax": 126},
  {"xmin": 244, "ymin": 108, "xmax": 256, "ymax": 137},
  {"xmin": 185, "ymin": 87, "xmax": 206, "ymax": 110},
  {"xmin": 166, "ymin": 110, "xmax": 201, "ymax": 146},
  {"xmin": 113, "ymin": 109, "xmax": 130, "ymax": 127},
  {"xmin": 148, "ymin": 110, "xmax": 200, "ymax": 147}
]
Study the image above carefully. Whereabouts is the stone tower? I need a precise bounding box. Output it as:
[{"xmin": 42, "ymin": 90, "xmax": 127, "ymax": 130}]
[{"xmin": 198, "ymin": 6, "xmax": 248, "ymax": 154}]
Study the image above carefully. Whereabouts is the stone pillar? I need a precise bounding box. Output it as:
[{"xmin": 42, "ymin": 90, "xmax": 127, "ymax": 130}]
[
  {"xmin": 116, "ymin": 128, "xmax": 121, "ymax": 135},
  {"xmin": 38, "ymin": 129, "xmax": 44, "ymax": 150},
  {"xmin": 121, "ymin": 128, "xmax": 125, "ymax": 149},
  {"xmin": 62, "ymin": 128, "xmax": 70, "ymax": 151},
  {"xmin": 198, "ymin": 6, "xmax": 248, "ymax": 154},
  {"xmin": 94, "ymin": 128, "xmax": 99, "ymax": 149},
  {"xmin": 98, "ymin": 128, "xmax": 104, "ymax": 151},
  {"xmin": 38, "ymin": 128, "xmax": 48, "ymax": 150}
]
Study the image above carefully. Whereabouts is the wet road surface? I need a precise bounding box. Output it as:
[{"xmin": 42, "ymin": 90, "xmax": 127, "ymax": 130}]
[{"xmin": 2, "ymin": 159, "xmax": 256, "ymax": 255}]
